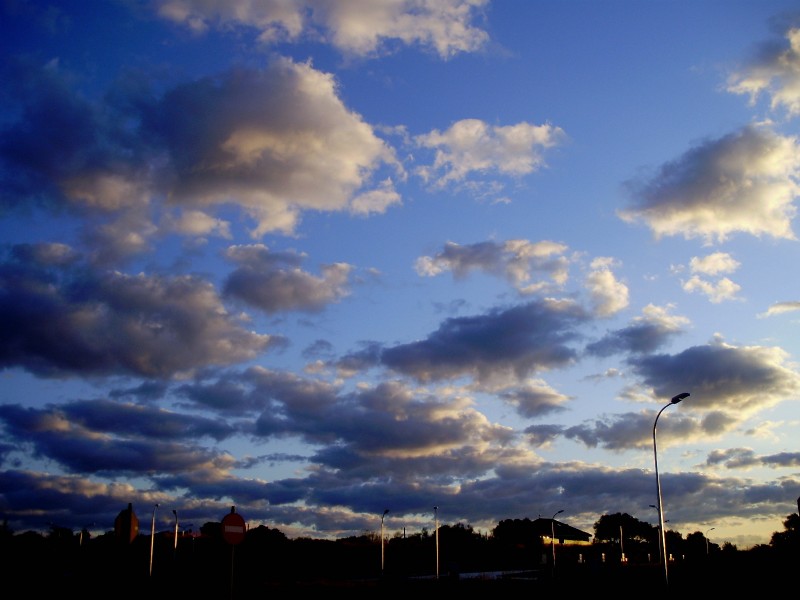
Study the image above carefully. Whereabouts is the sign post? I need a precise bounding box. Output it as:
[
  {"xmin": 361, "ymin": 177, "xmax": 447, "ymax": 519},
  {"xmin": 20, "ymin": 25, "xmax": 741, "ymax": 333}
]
[
  {"xmin": 222, "ymin": 507, "xmax": 246, "ymax": 545},
  {"xmin": 221, "ymin": 507, "xmax": 246, "ymax": 599}
]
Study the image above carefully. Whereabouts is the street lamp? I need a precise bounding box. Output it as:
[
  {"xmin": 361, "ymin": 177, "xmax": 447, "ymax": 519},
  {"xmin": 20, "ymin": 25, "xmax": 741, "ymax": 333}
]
[
  {"xmin": 149, "ymin": 503, "xmax": 159, "ymax": 577},
  {"xmin": 381, "ymin": 509, "xmax": 389, "ymax": 575},
  {"xmin": 653, "ymin": 392, "xmax": 689, "ymax": 586},
  {"xmin": 705, "ymin": 527, "xmax": 715, "ymax": 555},
  {"xmin": 173, "ymin": 510, "xmax": 179, "ymax": 557},
  {"xmin": 79, "ymin": 522, "xmax": 95, "ymax": 547},
  {"xmin": 649, "ymin": 504, "xmax": 662, "ymax": 563},
  {"xmin": 551, "ymin": 509, "xmax": 564, "ymax": 574},
  {"xmin": 434, "ymin": 506, "xmax": 439, "ymax": 580}
]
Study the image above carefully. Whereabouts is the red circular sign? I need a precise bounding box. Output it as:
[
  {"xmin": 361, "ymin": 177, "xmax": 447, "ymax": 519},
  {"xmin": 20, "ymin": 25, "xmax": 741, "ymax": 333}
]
[{"xmin": 221, "ymin": 511, "xmax": 246, "ymax": 545}]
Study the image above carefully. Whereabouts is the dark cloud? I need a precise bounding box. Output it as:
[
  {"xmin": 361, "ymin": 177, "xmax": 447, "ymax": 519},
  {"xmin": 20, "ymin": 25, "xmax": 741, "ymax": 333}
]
[
  {"xmin": 223, "ymin": 244, "xmax": 353, "ymax": 313},
  {"xmin": 380, "ymin": 299, "xmax": 588, "ymax": 383},
  {"xmin": 0, "ymin": 402, "xmax": 236, "ymax": 476},
  {"xmin": 0, "ymin": 245, "xmax": 279, "ymax": 379},
  {"xmin": 626, "ymin": 340, "xmax": 800, "ymax": 415}
]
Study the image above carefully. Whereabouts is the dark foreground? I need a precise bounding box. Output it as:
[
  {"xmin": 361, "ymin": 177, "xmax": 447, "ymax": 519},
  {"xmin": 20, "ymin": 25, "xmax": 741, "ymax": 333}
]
[{"xmin": 65, "ymin": 558, "xmax": 790, "ymax": 599}]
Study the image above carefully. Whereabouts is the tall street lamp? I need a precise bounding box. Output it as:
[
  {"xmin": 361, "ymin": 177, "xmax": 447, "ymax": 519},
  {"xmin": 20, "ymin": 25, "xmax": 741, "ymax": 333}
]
[
  {"xmin": 79, "ymin": 522, "xmax": 95, "ymax": 547},
  {"xmin": 149, "ymin": 503, "xmax": 159, "ymax": 577},
  {"xmin": 172, "ymin": 510, "xmax": 179, "ymax": 558},
  {"xmin": 433, "ymin": 506, "xmax": 439, "ymax": 580},
  {"xmin": 381, "ymin": 509, "xmax": 389, "ymax": 576},
  {"xmin": 653, "ymin": 392, "xmax": 689, "ymax": 587},
  {"xmin": 551, "ymin": 509, "xmax": 564, "ymax": 575},
  {"xmin": 705, "ymin": 527, "xmax": 715, "ymax": 555},
  {"xmin": 649, "ymin": 504, "xmax": 662, "ymax": 563}
]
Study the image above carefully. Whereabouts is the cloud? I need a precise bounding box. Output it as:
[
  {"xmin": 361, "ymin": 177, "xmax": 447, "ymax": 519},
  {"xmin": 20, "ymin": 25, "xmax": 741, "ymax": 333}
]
[
  {"xmin": 153, "ymin": 0, "xmax": 491, "ymax": 59},
  {"xmin": 618, "ymin": 124, "xmax": 800, "ymax": 243},
  {"xmin": 223, "ymin": 244, "xmax": 353, "ymax": 314},
  {"xmin": 626, "ymin": 338, "xmax": 800, "ymax": 418},
  {"xmin": 0, "ymin": 57, "xmax": 403, "ymax": 247},
  {"xmin": 0, "ymin": 402, "xmax": 238, "ymax": 476},
  {"xmin": 689, "ymin": 252, "xmax": 740, "ymax": 275},
  {"xmin": 498, "ymin": 379, "xmax": 571, "ymax": 419},
  {"xmin": 706, "ymin": 447, "xmax": 800, "ymax": 469},
  {"xmin": 583, "ymin": 257, "xmax": 629, "ymax": 318},
  {"xmin": 415, "ymin": 238, "xmax": 570, "ymax": 293},
  {"xmin": 562, "ymin": 337, "xmax": 800, "ymax": 452},
  {"xmin": 378, "ymin": 298, "xmax": 589, "ymax": 384},
  {"xmin": 585, "ymin": 304, "xmax": 689, "ymax": 357},
  {"xmin": 414, "ymin": 119, "xmax": 567, "ymax": 192},
  {"xmin": 0, "ymin": 244, "xmax": 279, "ymax": 379},
  {"xmin": 758, "ymin": 300, "xmax": 800, "ymax": 318},
  {"xmin": 147, "ymin": 58, "xmax": 403, "ymax": 236},
  {"xmin": 669, "ymin": 252, "xmax": 742, "ymax": 304},
  {"xmin": 162, "ymin": 209, "xmax": 233, "ymax": 239},
  {"xmin": 681, "ymin": 275, "xmax": 742, "ymax": 303},
  {"xmin": 727, "ymin": 24, "xmax": 800, "ymax": 117}
]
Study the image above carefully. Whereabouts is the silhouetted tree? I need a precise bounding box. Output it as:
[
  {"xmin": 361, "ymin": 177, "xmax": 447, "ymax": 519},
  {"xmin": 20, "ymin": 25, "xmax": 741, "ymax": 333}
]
[{"xmin": 769, "ymin": 511, "xmax": 800, "ymax": 554}]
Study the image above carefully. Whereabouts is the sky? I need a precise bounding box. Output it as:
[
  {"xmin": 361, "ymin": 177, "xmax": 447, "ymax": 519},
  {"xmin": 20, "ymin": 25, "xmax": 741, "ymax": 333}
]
[{"xmin": 1, "ymin": 0, "xmax": 800, "ymax": 551}]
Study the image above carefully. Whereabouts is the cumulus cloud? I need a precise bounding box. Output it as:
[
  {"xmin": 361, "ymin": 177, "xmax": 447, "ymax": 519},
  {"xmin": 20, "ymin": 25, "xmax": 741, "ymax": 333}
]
[
  {"xmin": 154, "ymin": 0, "xmax": 491, "ymax": 59},
  {"xmin": 583, "ymin": 257, "xmax": 629, "ymax": 318},
  {"xmin": 682, "ymin": 275, "xmax": 742, "ymax": 303},
  {"xmin": 148, "ymin": 59, "xmax": 403, "ymax": 236},
  {"xmin": 162, "ymin": 209, "xmax": 233, "ymax": 239},
  {"xmin": 618, "ymin": 124, "xmax": 800, "ymax": 243},
  {"xmin": 758, "ymin": 300, "xmax": 800, "ymax": 318},
  {"xmin": 414, "ymin": 119, "xmax": 567, "ymax": 191},
  {"xmin": 689, "ymin": 252, "xmax": 740, "ymax": 275},
  {"xmin": 674, "ymin": 252, "xmax": 743, "ymax": 303},
  {"xmin": 727, "ymin": 24, "xmax": 800, "ymax": 117},
  {"xmin": 379, "ymin": 298, "xmax": 588, "ymax": 384},
  {"xmin": 0, "ymin": 57, "xmax": 403, "ymax": 250},
  {"xmin": 415, "ymin": 238, "xmax": 570, "ymax": 293},
  {"xmin": 0, "ymin": 243, "xmax": 279, "ymax": 379},
  {"xmin": 223, "ymin": 244, "xmax": 353, "ymax": 313},
  {"xmin": 498, "ymin": 378, "xmax": 571, "ymax": 419},
  {"xmin": 626, "ymin": 337, "xmax": 800, "ymax": 418},
  {"xmin": 706, "ymin": 447, "xmax": 800, "ymax": 469},
  {"xmin": 585, "ymin": 303, "xmax": 689, "ymax": 357},
  {"xmin": 0, "ymin": 402, "xmax": 238, "ymax": 476}
]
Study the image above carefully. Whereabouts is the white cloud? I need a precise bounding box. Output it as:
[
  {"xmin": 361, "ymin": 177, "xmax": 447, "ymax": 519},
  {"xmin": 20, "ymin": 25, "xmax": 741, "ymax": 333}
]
[
  {"xmin": 618, "ymin": 124, "xmax": 800, "ymax": 243},
  {"xmin": 682, "ymin": 275, "xmax": 742, "ymax": 303},
  {"xmin": 689, "ymin": 252, "xmax": 740, "ymax": 275},
  {"xmin": 727, "ymin": 26, "xmax": 800, "ymax": 117},
  {"xmin": 414, "ymin": 119, "xmax": 567, "ymax": 190},
  {"xmin": 154, "ymin": 0, "xmax": 491, "ymax": 58},
  {"xmin": 584, "ymin": 258, "xmax": 629, "ymax": 317},
  {"xmin": 758, "ymin": 300, "xmax": 800, "ymax": 318}
]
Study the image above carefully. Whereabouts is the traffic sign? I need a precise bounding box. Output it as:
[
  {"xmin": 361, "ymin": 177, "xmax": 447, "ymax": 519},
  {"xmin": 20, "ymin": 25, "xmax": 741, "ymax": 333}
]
[{"xmin": 221, "ymin": 509, "xmax": 246, "ymax": 545}]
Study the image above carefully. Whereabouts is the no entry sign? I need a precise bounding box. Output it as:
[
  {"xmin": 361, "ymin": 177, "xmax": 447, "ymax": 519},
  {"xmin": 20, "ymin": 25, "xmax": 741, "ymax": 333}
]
[{"xmin": 221, "ymin": 508, "xmax": 246, "ymax": 545}]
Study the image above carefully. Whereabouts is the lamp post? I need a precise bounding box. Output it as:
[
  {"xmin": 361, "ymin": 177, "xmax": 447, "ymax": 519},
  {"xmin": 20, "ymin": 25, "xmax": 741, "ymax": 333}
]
[
  {"xmin": 649, "ymin": 504, "xmax": 662, "ymax": 563},
  {"xmin": 172, "ymin": 510, "xmax": 179, "ymax": 558},
  {"xmin": 551, "ymin": 509, "xmax": 564, "ymax": 576},
  {"xmin": 149, "ymin": 503, "xmax": 159, "ymax": 577},
  {"xmin": 653, "ymin": 392, "xmax": 689, "ymax": 586},
  {"xmin": 434, "ymin": 506, "xmax": 439, "ymax": 580},
  {"xmin": 79, "ymin": 522, "xmax": 95, "ymax": 547},
  {"xmin": 381, "ymin": 509, "xmax": 389, "ymax": 576},
  {"xmin": 705, "ymin": 527, "xmax": 715, "ymax": 555}
]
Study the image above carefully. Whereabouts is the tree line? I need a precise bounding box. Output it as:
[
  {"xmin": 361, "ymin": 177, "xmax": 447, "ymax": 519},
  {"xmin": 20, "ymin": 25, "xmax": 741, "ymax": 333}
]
[{"xmin": 1, "ymin": 509, "xmax": 798, "ymax": 595}]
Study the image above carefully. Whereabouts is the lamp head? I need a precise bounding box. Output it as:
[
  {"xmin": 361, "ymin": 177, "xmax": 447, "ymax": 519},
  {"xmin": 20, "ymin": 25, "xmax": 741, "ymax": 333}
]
[{"xmin": 671, "ymin": 392, "xmax": 690, "ymax": 404}]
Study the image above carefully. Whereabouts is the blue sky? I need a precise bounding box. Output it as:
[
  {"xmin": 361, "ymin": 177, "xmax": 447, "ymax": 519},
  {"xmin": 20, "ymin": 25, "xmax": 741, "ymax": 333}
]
[{"xmin": 2, "ymin": 0, "xmax": 800, "ymax": 550}]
